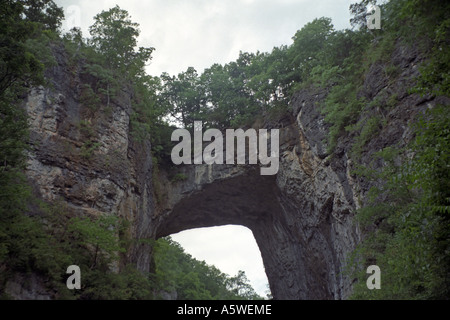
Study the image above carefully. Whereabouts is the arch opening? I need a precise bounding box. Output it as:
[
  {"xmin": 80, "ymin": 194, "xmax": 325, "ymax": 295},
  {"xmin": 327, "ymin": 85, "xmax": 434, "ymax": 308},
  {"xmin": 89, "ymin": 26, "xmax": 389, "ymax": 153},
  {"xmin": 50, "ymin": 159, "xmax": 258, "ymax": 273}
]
[
  {"xmin": 170, "ymin": 225, "xmax": 270, "ymax": 298},
  {"xmin": 154, "ymin": 168, "xmax": 309, "ymax": 299}
]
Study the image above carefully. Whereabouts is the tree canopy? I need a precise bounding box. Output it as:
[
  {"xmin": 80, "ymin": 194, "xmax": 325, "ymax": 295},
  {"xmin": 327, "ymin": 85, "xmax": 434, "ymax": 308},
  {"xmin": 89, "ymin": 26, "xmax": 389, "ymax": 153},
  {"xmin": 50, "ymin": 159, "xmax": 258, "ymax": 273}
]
[{"xmin": 1, "ymin": 0, "xmax": 448, "ymax": 300}]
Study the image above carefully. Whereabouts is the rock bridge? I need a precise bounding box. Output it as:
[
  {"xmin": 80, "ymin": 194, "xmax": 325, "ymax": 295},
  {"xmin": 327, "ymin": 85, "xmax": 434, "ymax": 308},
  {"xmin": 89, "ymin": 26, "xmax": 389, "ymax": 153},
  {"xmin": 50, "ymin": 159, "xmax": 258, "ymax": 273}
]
[
  {"xmin": 21, "ymin": 42, "xmax": 431, "ymax": 300},
  {"xmin": 152, "ymin": 114, "xmax": 359, "ymax": 300},
  {"xmin": 24, "ymin": 65, "xmax": 360, "ymax": 300}
]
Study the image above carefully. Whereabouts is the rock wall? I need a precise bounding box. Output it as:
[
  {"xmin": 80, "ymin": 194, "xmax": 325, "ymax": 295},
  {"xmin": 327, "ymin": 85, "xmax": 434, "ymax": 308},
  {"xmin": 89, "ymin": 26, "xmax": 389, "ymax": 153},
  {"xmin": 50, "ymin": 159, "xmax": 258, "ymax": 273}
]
[
  {"xmin": 151, "ymin": 41, "xmax": 447, "ymax": 299},
  {"xmin": 24, "ymin": 44, "xmax": 154, "ymax": 274},
  {"xmin": 153, "ymin": 111, "xmax": 361, "ymax": 299},
  {"xmin": 18, "ymin": 41, "xmax": 447, "ymax": 300}
]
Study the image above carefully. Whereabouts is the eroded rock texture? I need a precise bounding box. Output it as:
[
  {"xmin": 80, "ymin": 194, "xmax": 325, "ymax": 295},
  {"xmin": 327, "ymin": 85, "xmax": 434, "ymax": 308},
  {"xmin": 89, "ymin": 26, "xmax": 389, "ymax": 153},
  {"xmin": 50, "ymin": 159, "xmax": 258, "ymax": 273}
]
[
  {"xmin": 20, "ymin": 41, "xmax": 447, "ymax": 300},
  {"xmin": 151, "ymin": 41, "xmax": 446, "ymax": 299},
  {"xmin": 153, "ymin": 112, "xmax": 360, "ymax": 299},
  {"xmin": 24, "ymin": 44, "xmax": 154, "ymax": 275}
]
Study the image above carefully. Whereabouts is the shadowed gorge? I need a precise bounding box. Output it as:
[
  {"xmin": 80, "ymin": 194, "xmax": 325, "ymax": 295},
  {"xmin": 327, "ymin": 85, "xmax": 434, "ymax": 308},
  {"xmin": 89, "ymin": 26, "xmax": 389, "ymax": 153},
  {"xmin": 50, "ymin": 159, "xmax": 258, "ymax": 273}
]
[{"xmin": 1, "ymin": 0, "xmax": 449, "ymax": 300}]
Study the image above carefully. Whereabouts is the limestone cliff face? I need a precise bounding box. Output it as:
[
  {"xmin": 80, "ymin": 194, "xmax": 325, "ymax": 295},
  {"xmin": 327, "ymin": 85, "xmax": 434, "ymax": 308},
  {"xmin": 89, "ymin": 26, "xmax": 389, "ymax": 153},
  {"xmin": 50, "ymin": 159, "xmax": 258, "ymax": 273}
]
[
  {"xmin": 151, "ymin": 41, "xmax": 445, "ymax": 300},
  {"xmin": 20, "ymin": 41, "xmax": 444, "ymax": 300},
  {"xmin": 24, "ymin": 44, "xmax": 154, "ymax": 274},
  {"xmin": 153, "ymin": 111, "xmax": 360, "ymax": 299}
]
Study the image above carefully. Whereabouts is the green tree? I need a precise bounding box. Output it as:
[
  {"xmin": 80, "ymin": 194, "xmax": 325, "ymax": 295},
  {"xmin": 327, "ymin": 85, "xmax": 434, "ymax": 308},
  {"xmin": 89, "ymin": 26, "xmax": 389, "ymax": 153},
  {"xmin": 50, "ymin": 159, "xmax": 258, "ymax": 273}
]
[
  {"xmin": 226, "ymin": 270, "xmax": 262, "ymax": 300},
  {"xmin": 152, "ymin": 237, "xmax": 263, "ymax": 300},
  {"xmin": 20, "ymin": 0, "xmax": 64, "ymax": 31},
  {"xmin": 88, "ymin": 5, "xmax": 154, "ymax": 77},
  {"xmin": 86, "ymin": 6, "xmax": 154, "ymax": 111},
  {"xmin": 200, "ymin": 62, "xmax": 254, "ymax": 129},
  {"xmin": 0, "ymin": 0, "xmax": 55, "ymax": 96},
  {"xmin": 68, "ymin": 215, "xmax": 125, "ymax": 269},
  {"xmin": 289, "ymin": 17, "xmax": 335, "ymax": 82},
  {"xmin": 160, "ymin": 67, "xmax": 206, "ymax": 129},
  {"xmin": 246, "ymin": 46, "xmax": 292, "ymax": 110}
]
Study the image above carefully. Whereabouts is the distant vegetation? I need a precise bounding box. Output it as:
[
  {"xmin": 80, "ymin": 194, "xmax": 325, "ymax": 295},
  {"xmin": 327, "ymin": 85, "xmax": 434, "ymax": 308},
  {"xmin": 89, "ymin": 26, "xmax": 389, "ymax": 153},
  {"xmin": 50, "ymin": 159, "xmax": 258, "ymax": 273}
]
[
  {"xmin": 152, "ymin": 237, "xmax": 264, "ymax": 300},
  {"xmin": 0, "ymin": 0, "xmax": 448, "ymax": 299}
]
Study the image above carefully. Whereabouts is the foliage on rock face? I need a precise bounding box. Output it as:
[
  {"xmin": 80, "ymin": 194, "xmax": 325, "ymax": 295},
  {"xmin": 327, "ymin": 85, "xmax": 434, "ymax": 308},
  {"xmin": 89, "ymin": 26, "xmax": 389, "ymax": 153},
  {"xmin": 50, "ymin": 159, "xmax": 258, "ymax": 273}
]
[
  {"xmin": 155, "ymin": 1, "xmax": 449, "ymax": 301},
  {"xmin": 0, "ymin": 1, "xmax": 263, "ymax": 300},
  {"xmin": 0, "ymin": 0, "xmax": 63, "ymax": 294},
  {"xmin": 350, "ymin": 104, "xmax": 450, "ymax": 299},
  {"xmin": 344, "ymin": 0, "xmax": 450, "ymax": 300},
  {"xmin": 1, "ymin": 0, "xmax": 448, "ymax": 300}
]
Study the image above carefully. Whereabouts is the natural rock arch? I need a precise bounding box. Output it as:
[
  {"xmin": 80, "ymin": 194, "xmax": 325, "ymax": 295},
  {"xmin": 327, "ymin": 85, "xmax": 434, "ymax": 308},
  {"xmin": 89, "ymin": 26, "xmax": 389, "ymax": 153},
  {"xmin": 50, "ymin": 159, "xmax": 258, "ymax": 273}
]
[
  {"xmin": 21, "ymin": 41, "xmax": 432, "ymax": 300},
  {"xmin": 23, "ymin": 79, "xmax": 360, "ymax": 299},
  {"xmin": 155, "ymin": 167, "xmax": 295, "ymax": 299},
  {"xmin": 153, "ymin": 163, "xmax": 344, "ymax": 300},
  {"xmin": 155, "ymin": 168, "xmax": 280, "ymax": 238}
]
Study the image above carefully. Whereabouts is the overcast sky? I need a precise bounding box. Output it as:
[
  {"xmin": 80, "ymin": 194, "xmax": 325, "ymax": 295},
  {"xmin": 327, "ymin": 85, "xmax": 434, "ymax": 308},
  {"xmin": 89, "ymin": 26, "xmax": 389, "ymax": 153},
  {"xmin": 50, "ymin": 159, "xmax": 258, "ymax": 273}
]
[
  {"xmin": 57, "ymin": 0, "xmax": 354, "ymax": 76},
  {"xmin": 55, "ymin": 0, "xmax": 356, "ymax": 297}
]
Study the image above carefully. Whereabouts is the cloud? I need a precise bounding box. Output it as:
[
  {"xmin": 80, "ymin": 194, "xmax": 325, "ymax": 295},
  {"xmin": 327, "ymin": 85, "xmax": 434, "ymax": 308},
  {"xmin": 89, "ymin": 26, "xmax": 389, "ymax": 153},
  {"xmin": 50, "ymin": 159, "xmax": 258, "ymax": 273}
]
[{"xmin": 57, "ymin": 0, "xmax": 354, "ymax": 76}]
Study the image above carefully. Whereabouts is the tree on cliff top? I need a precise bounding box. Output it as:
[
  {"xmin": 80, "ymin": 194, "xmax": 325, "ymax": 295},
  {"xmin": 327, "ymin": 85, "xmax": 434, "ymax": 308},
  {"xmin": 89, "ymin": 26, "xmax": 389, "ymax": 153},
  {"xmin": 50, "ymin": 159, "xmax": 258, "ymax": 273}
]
[{"xmin": 89, "ymin": 5, "xmax": 154, "ymax": 78}]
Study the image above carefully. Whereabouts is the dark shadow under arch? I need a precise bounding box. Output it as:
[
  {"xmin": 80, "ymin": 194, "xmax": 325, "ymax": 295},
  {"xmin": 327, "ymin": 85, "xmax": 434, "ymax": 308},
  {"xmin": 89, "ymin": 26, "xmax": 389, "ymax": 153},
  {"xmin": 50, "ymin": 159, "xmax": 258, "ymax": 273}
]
[{"xmin": 154, "ymin": 167, "xmax": 334, "ymax": 299}]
